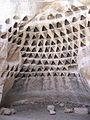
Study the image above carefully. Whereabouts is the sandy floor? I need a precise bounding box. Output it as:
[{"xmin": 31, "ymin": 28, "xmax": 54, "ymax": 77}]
[{"xmin": 0, "ymin": 106, "xmax": 90, "ymax": 120}]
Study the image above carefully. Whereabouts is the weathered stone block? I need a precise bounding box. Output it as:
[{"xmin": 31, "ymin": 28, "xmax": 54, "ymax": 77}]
[{"xmin": 74, "ymin": 107, "xmax": 88, "ymax": 114}]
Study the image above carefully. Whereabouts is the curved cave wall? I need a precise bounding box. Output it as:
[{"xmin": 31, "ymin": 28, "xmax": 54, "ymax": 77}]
[{"xmin": 0, "ymin": 1, "xmax": 90, "ymax": 106}]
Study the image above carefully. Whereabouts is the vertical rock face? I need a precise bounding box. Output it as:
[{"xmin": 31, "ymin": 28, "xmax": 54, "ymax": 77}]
[
  {"xmin": 0, "ymin": 1, "xmax": 90, "ymax": 106},
  {"xmin": 78, "ymin": 44, "xmax": 90, "ymax": 86}
]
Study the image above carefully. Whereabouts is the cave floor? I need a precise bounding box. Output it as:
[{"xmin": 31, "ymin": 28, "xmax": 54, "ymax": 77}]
[{"xmin": 0, "ymin": 107, "xmax": 90, "ymax": 120}]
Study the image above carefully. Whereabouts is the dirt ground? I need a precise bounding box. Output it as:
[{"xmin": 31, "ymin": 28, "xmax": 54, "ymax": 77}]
[{"xmin": 0, "ymin": 106, "xmax": 90, "ymax": 120}]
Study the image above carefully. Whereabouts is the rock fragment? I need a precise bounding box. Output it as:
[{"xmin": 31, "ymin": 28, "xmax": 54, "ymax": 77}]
[
  {"xmin": 64, "ymin": 107, "xmax": 74, "ymax": 113},
  {"xmin": 74, "ymin": 107, "xmax": 88, "ymax": 114},
  {"xmin": 0, "ymin": 107, "xmax": 16, "ymax": 115},
  {"xmin": 59, "ymin": 103, "xmax": 64, "ymax": 107},
  {"xmin": 47, "ymin": 105, "xmax": 56, "ymax": 115}
]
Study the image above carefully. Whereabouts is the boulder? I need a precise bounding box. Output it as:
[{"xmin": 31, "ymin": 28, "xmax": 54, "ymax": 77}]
[
  {"xmin": 47, "ymin": 105, "xmax": 55, "ymax": 111},
  {"xmin": 0, "ymin": 108, "xmax": 11, "ymax": 115},
  {"xmin": 47, "ymin": 105, "xmax": 56, "ymax": 115},
  {"xmin": 0, "ymin": 107, "xmax": 16, "ymax": 115},
  {"xmin": 64, "ymin": 107, "xmax": 74, "ymax": 113}
]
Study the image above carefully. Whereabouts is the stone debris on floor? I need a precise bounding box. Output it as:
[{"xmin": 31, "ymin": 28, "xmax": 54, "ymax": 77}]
[
  {"xmin": 74, "ymin": 107, "xmax": 88, "ymax": 114},
  {"xmin": 0, "ymin": 105, "xmax": 90, "ymax": 120},
  {"xmin": 64, "ymin": 107, "xmax": 74, "ymax": 113},
  {"xmin": 0, "ymin": 107, "xmax": 16, "ymax": 115}
]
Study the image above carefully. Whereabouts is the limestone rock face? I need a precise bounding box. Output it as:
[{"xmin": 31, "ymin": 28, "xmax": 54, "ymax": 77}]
[
  {"xmin": 0, "ymin": 1, "xmax": 90, "ymax": 106},
  {"xmin": 78, "ymin": 46, "xmax": 90, "ymax": 86},
  {"xmin": 80, "ymin": 0, "xmax": 90, "ymax": 5}
]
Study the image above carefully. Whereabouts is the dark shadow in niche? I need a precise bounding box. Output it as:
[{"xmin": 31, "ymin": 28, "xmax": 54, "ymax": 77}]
[
  {"xmin": 31, "ymin": 41, "xmax": 37, "ymax": 46},
  {"xmin": 39, "ymin": 34, "xmax": 44, "ymax": 39},
  {"xmin": 45, "ymin": 47, "xmax": 49, "ymax": 52},
  {"xmin": 22, "ymin": 53, "xmax": 27, "ymax": 57},
  {"xmin": 80, "ymin": 15, "xmax": 86, "ymax": 20},
  {"xmin": 32, "ymin": 35, "xmax": 36, "ymax": 39},
  {"xmin": 1, "ymin": 33, "xmax": 7, "ymax": 39},
  {"xmin": 8, "ymin": 27, "xmax": 12, "ymax": 32},
  {"xmin": 80, "ymin": 24, "xmax": 85, "ymax": 29},
  {"xmin": 54, "ymin": 54, "xmax": 58, "ymax": 59},
  {"xmin": 45, "ymin": 40, "xmax": 50, "ymax": 46},
  {"xmin": 63, "ymin": 39, "xmax": 67, "ymax": 43},
  {"xmin": 12, "ymin": 38, "xmax": 17, "ymax": 43},
  {"xmin": 72, "ymin": 17, "xmax": 77, "ymax": 22},
  {"xmin": 56, "ymin": 22, "xmax": 62, "ymax": 28},
  {"xmin": 42, "ymin": 26, "xmax": 47, "ymax": 31},
  {"xmin": 26, "ymin": 33, "xmax": 30, "ymax": 39},
  {"xmin": 54, "ymin": 32, "xmax": 59, "ymax": 38},
  {"xmin": 13, "ymin": 22, "xmax": 18, "ymax": 28},
  {"xmin": 38, "ymin": 48, "xmax": 43, "ymax": 52},
  {"xmin": 42, "ymin": 54, "xmax": 46, "ymax": 59},
  {"xmin": 87, "ymin": 21, "xmax": 90, "ymax": 27},
  {"xmin": 49, "ymin": 24, "xmax": 54, "ymax": 29},
  {"xmin": 13, "ymin": 30, "xmax": 17, "ymax": 35},
  {"xmin": 8, "ymin": 36, "xmax": 12, "ymax": 42},
  {"xmin": 46, "ymin": 34, "xmax": 51, "ymax": 39},
  {"xmin": 56, "ymin": 39, "xmax": 61, "ymax": 44},
  {"xmin": 48, "ymin": 54, "xmax": 52, "ymax": 59},
  {"xmin": 50, "ymin": 47, "xmax": 54, "ymax": 52},
  {"xmin": 24, "ymin": 40, "xmax": 29, "ymax": 45},
  {"xmin": 51, "ymin": 41, "xmax": 55, "ymax": 45},
  {"xmin": 47, "ymin": 14, "xmax": 54, "ymax": 20},
  {"xmin": 34, "ymin": 27, "xmax": 39, "ymax": 32},
  {"xmin": 65, "ymin": 19, "xmax": 70, "ymax": 25},
  {"xmin": 19, "ymin": 33, "xmax": 23, "ymax": 37},
  {"xmin": 26, "ymin": 26, "xmax": 31, "ymax": 31},
  {"xmin": 22, "ymin": 16, "xmax": 28, "ymax": 21},
  {"xmin": 73, "ymin": 27, "xmax": 78, "ymax": 32},
  {"xmin": 17, "ymin": 38, "xmax": 22, "ymax": 45},
  {"xmin": 66, "ymin": 29, "xmax": 72, "ymax": 34},
  {"xmin": 38, "ymin": 40, "xmax": 43, "ymax": 46},
  {"xmin": 35, "ymin": 53, "xmax": 39, "ymax": 58}
]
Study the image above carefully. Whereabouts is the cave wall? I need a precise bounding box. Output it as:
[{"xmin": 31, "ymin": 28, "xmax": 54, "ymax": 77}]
[{"xmin": 0, "ymin": 1, "xmax": 90, "ymax": 106}]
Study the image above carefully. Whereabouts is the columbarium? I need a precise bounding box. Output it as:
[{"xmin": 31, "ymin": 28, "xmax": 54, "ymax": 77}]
[{"xmin": 0, "ymin": 0, "xmax": 90, "ymax": 109}]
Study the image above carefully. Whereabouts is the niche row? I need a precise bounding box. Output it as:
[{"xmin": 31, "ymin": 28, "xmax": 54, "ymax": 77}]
[
  {"xmin": 19, "ymin": 64, "xmax": 77, "ymax": 73},
  {"xmin": 38, "ymin": 11, "xmax": 87, "ymax": 21},
  {"xmin": 4, "ymin": 61, "xmax": 77, "ymax": 78},
  {"xmin": 21, "ymin": 51, "xmax": 77, "ymax": 59},
  {"xmin": 29, "ymin": 22, "xmax": 86, "ymax": 34},
  {"xmin": 7, "ymin": 32, "xmax": 86, "ymax": 48},
  {"xmin": 20, "ymin": 42, "xmax": 85, "ymax": 53},
  {"xmin": 23, "ymin": 35, "xmax": 85, "ymax": 45},
  {"xmin": 6, "ymin": 65, "xmax": 19, "ymax": 72},
  {"xmin": 28, "ymin": 26, "xmax": 86, "ymax": 41},
  {"xmin": 1, "ymin": 8, "xmax": 89, "ymax": 42},
  {"xmin": 21, "ymin": 58, "xmax": 77, "ymax": 66},
  {"xmin": 7, "ymin": 16, "xmax": 29, "ymax": 33},
  {"xmin": 38, "ymin": 5, "xmax": 88, "ymax": 21},
  {"xmin": 1, "ymin": 64, "xmax": 19, "ymax": 77},
  {"xmin": 22, "ymin": 38, "xmax": 76, "ymax": 47},
  {"xmin": 14, "ymin": 72, "xmax": 78, "ymax": 78}
]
